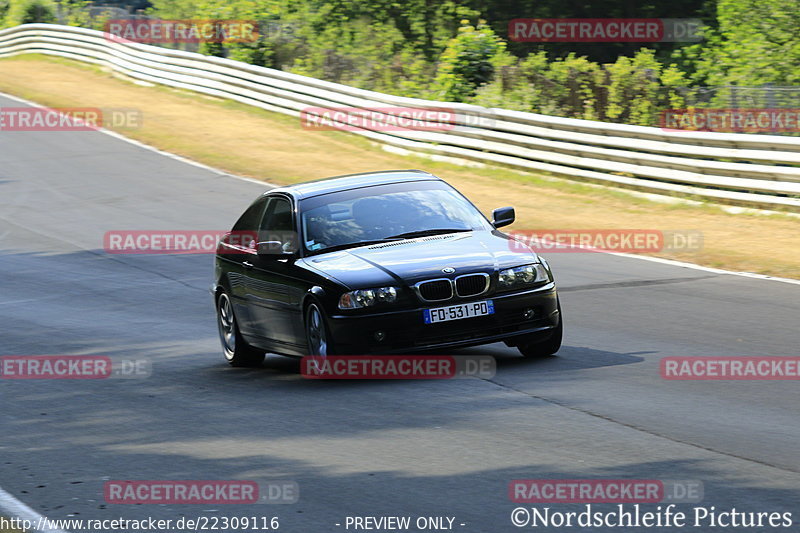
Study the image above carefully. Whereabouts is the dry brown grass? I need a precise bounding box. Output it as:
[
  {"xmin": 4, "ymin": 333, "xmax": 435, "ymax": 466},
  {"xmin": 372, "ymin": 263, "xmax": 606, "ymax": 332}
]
[{"xmin": 1, "ymin": 55, "xmax": 798, "ymax": 278}]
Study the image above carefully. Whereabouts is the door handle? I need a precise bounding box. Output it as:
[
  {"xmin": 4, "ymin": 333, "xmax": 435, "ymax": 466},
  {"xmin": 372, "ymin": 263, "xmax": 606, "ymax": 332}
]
[{"xmin": 242, "ymin": 261, "xmax": 254, "ymax": 269}]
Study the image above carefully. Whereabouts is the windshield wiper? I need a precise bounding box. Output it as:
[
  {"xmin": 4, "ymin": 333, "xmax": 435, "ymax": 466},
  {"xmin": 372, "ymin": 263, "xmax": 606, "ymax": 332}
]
[
  {"xmin": 384, "ymin": 228, "xmax": 472, "ymax": 240},
  {"xmin": 313, "ymin": 238, "xmax": 403, "ymax": 254}
]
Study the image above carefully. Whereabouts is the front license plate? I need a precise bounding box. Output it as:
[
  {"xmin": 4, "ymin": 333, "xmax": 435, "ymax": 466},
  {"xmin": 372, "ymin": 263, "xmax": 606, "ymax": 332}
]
[{"xmin": 423, "ymin": 300, "xmax": 494, "ymax": 324}]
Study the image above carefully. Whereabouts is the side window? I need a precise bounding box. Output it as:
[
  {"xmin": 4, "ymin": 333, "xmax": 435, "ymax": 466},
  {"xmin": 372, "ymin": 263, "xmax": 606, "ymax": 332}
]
[
  {"xmin": 259, "ymin": 197, "xmax": 298, "ymax": 253},
  {"xmin": 232, "ymin": 197, "xmax": 268, "ymax": 232},
  {"xmin": 228, "ymin": 197, "xmax": 267, "ymax": 250}
]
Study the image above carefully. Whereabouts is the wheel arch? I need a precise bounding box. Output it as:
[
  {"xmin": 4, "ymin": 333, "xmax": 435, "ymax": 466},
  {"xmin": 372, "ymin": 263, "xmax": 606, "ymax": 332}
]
[{"xmin": 302, "ymin": 285, "xmax": 327, "ymax": 313}]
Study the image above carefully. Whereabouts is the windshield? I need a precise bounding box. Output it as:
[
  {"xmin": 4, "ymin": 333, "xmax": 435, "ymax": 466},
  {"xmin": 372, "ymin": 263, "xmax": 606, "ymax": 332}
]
[{"xmin": 300, "ymin": 181, "xmax": 491, "ymax": 254}]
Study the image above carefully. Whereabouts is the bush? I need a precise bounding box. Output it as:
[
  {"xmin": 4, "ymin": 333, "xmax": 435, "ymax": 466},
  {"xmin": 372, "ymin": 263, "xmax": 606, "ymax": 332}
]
[
  {"xmin": 0, "ymin": 0, "xmax": 10, "ymax": 26},
  {"xmin": 6, "ymin": 0, "xmax": 56, "ymax": 25},
  {"xmin": 433, "ymin": 20, "xmax": 504, "ymax": 102},
  {"xmin": 227, "ymin": 39, "xmax": 275, "ymax": 68},
  {"xmin": 58, "ymin": 0, "xmax": 92, "ymax": 27}
]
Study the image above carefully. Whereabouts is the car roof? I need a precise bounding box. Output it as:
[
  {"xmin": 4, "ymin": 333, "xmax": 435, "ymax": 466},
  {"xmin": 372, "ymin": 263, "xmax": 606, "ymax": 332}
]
[{"xmin": 263, "ymin": 170, "xmax": 442, "ymax": 200}]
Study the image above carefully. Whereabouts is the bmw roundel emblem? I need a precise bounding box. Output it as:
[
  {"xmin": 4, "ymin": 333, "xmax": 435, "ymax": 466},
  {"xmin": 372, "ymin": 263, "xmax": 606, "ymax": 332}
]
[{"xmin": 442, "ymin": 267, "xmax": 455, "ymax": 274}]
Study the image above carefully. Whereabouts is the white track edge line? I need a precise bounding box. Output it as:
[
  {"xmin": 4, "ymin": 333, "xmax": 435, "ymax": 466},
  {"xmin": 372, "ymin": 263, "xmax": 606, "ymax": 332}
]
[
  {"xmin": 0, "ymin": 485, "xmax": 69, "ymax": 533},
  {"xmin": 0, "ymin": 91, "xmax": 275, "ymax": 188}
]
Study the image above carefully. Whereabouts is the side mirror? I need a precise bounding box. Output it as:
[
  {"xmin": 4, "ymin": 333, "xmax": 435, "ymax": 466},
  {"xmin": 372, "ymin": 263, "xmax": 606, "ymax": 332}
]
[
  {"xmin": 256, "ymin": 241, "xmax": 296, "ymax": 258},
  {"xmin": 492, "ymin": 206, "xmax": 515, "ymax": 228}
]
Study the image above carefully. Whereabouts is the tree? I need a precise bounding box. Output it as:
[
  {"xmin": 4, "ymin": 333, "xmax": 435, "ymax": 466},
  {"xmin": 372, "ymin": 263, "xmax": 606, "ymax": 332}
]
[
  {"xmin": 433, "ymin": 20, "xmax": 504, "ymax": 102},
  {"xmin": 687, "ymin": 0, "xmax": 800, "ymax": 86}
]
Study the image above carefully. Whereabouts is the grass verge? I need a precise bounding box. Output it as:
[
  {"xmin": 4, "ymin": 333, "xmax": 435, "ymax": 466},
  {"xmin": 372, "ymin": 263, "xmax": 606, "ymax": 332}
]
[{"xmin": 0, "ymin": 54, "xmax": 798, "ymax": 279}]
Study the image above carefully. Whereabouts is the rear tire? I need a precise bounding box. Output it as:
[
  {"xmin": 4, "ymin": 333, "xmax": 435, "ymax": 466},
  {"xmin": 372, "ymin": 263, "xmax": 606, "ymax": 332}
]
[
  {"xmin": 518, "ymin": 301, "xmax": 563, "ymax": 358},
  {"xmin": 216, "ymin": 292, "xmax": 265, "ymax": 367}
]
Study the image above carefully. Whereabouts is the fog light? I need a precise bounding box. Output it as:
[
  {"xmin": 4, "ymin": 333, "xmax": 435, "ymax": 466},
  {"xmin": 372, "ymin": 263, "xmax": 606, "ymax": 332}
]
[
  {"xmin": 374, "ymin": 331, "xmax": 386, "ymax": 341},
  {"xmin": 523, "ymin": 308, "xmax": 535, "ymax": 319}
]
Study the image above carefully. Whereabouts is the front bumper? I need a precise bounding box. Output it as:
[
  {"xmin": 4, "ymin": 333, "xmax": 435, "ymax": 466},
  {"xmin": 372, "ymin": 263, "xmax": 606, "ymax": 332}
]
[{"xmin": 327, "ymin": 283, "xmax": 559, "ymax": 354}]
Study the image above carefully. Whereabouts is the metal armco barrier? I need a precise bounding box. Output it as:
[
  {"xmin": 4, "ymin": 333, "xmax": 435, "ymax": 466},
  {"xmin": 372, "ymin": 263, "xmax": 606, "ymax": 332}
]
[{"xmin": 2, "ymin": 24, "xmax": 799, "ymax": 210}]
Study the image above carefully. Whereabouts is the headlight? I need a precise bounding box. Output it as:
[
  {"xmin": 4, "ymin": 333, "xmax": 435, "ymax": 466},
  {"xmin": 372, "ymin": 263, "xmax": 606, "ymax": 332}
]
[
  {"xmin": 498, "ymin": 263, "xmax": 549, "ymax": 289},
  {"xmin": 338, "ymin": 286, "xmax": 398, "ymax": 309}
]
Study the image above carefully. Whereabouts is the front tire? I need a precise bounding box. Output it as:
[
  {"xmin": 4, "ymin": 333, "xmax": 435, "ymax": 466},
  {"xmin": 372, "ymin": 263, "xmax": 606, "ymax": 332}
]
[
  {"xmin": 305, "ymin": 302, "xmax": 334, "ymax": 356},
  {"xmin": 216, "ymin": 292, "xmax": 265, "ymax": 367}
]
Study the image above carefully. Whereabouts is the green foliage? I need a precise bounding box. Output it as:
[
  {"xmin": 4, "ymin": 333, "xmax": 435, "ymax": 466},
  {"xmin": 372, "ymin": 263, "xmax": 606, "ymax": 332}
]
[
  {"xmin": 56, "ymin": 0, "xmax": 91, "ymax": 27},
  {"xmin": 145, "ymin": 0, "xmax": 205, "ymax": 19},
  {"xmin": 6, "ymin": 0, "xmax": 56, "ymax": 25},
  {"xmin": 475, "ymin": 49, "xmax": 690, "ymax": 125},
  {"xmin": 227, "ymin": 39, "xmax": 274, "ymax": 67},
  {"xmin": 86, "ymin": 7, "xmax": 117, "ymax": 31},
  {"xmin": 544, "ymin": 53, "xmax": 605, "ymax": 119},
  {"xmin": 287, "ymin": 17, "xmax": 408, "ymax": 90},
  {"xmin": 198, "ymin": 41, "xmax": 225, "ymax": 57},
  {"xmin": 684, "ymin": 0, "xmax": 800, "ymax": 86},
  {"xmin": 433, "ymin": 20, "xmax": 504, "ymax": 102},
  {"xmin": 4, "ymin": 0, "xmax": 794, "ymax": 127},
  {"xmin": 0, "ymin": 0, "xmax": 10, "ymax": 26},
  {"xmin": 133, "ymin": 0, "xmax": 751, "ymax": 126}
]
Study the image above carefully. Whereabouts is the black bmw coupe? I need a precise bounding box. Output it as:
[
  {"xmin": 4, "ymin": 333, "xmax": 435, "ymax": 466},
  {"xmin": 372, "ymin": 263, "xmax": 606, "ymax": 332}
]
[{"xmin": 212, "ymin": 170, "xmax": 562, "ymax": 366}]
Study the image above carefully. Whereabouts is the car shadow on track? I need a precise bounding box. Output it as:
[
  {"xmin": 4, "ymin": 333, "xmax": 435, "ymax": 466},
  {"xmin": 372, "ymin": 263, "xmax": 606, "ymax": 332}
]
[
  {"xmin": 215, "ymin": 343, "xmax": 649, "ymax": 387},
  {"xmin": 454, "ymin": 343, "xmax": 648, "ymax": 370}
]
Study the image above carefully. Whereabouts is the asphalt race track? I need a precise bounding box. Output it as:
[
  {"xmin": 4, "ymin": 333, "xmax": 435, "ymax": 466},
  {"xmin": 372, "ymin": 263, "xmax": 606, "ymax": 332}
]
[{"xmin": 1, "ymin": 94, "xmax": 799, "ymax": 532}]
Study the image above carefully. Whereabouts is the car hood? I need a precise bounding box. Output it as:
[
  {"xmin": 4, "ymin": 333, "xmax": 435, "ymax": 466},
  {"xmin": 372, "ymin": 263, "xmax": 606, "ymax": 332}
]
[{"xmin": 300, "ymin": 231, "xmax": 539, "ymax": 289}]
